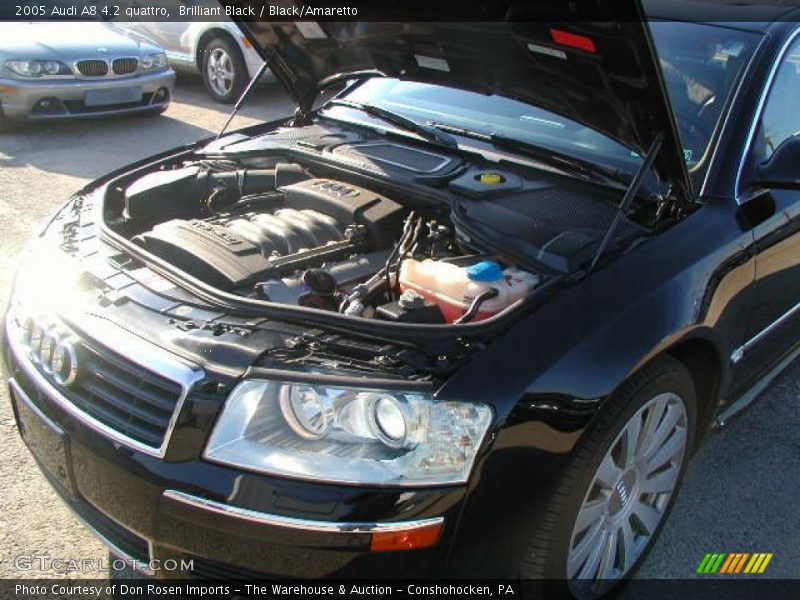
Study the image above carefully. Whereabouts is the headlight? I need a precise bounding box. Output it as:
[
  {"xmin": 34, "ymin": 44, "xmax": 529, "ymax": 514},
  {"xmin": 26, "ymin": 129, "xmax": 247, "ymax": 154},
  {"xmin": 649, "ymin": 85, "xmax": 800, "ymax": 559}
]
[
  {"xmin": 5, "ymin": 59, "xmax": 71, "ymax": 77},
  {"xmin": 140, "ymin": 53, "xmax": 167, "ymax": 70},
  {"xmin": 204, "ymin": 380, "xmax": 493, "ymax": 486},
  {"xmin": 10, "ymin": 238, "xmax": 88, "ymax": 322}
]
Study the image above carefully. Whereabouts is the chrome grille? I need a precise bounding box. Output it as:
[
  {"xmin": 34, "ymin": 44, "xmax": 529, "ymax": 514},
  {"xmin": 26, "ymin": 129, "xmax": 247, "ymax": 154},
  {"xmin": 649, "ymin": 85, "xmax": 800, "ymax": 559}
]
[
  {"xmin": 76, "ymin": 59, "xmax": 109, "ymax": 77},
  {"xmin": 112, "ymin": 57, "xmax": 138, "ymax": 75},
  {"xmin": 14, "ymin": 319, "xmax": 183, "ymax": 448},
  {"xmin": 70, "ymin": 339, "xmax": 183, "ymax": 447}
]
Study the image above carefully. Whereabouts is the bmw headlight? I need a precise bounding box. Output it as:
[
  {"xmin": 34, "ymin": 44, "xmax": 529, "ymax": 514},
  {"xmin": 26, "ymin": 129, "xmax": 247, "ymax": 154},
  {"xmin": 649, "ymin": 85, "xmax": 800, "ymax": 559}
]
[
  {"xmin": 6, "ymin": 59, "xmax": 72, "ymax": 77},
  {"xmin": 204, "ymin": 380, "xmax": 493, "ymax": 486},
  {"xmin": 140, "ymin": 52, "xmax": 168, "ymax": 71}
]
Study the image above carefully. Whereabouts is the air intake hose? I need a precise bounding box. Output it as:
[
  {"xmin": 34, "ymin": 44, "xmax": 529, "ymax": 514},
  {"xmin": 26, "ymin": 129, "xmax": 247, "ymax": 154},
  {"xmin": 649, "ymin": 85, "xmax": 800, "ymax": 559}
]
[{"xmin": 124, "ymin": 163, "xmax": 308, "ymax": 224}]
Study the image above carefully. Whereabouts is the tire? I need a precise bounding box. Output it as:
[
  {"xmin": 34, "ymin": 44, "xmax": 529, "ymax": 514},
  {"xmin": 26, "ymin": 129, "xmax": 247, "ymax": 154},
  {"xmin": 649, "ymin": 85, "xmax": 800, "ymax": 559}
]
[
  {"xmin": 201, "ymin": 36, "xmax": 248, "ymax": 104},
  {"xmin": 520, "ymin": 356, "xmax": 696, "ymax": 599}
]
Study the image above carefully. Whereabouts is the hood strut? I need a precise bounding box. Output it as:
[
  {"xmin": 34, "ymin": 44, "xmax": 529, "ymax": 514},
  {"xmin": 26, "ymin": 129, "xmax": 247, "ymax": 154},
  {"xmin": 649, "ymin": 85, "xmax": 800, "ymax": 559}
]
[
  {"xmin": 589, "ymin": 134, "xmax": 664, "ymax": 271},
  {"xmin": 215, "ymin": 61, "xmax": 270, "ymax": 140}
]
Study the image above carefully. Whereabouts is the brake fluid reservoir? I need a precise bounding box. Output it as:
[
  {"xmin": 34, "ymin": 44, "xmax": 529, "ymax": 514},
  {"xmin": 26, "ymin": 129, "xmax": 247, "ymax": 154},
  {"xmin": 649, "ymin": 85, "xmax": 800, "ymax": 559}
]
[{"xmin": 399, "ymin": 259, "xmax": 539, "ymax": 323}]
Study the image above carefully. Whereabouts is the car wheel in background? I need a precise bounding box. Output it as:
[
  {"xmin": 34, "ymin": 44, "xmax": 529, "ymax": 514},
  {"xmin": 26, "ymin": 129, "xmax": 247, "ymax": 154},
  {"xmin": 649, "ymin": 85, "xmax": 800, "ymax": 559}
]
[
  {"xmin": 520, "ymin": 356, "xmax": 696, "ymax": 599},
  {"xmin": 201, "ymin": 37, "xmax": 248, "ymax": 104}
]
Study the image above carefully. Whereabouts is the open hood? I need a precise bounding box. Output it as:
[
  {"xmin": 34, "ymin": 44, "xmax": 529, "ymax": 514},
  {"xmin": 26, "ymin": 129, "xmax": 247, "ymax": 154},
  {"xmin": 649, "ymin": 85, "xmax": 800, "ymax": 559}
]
[{"xmin": 219, "ymin": 0, "xmax": 690, "ymax": 191}]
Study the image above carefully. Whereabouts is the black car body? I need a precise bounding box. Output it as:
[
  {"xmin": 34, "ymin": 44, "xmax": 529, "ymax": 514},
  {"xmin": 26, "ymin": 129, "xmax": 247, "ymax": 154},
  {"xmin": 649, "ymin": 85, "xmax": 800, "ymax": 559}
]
[{"xmin": 5, "ymin": 1, "xmax": 800, "ymax": 595}]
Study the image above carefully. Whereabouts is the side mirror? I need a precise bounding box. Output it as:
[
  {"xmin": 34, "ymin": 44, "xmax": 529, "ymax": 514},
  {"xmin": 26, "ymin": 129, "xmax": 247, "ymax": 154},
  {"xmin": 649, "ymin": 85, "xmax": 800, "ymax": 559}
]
[{"xmin": 754, "ymin": 135, "xmax": 800, "ymax": 188}]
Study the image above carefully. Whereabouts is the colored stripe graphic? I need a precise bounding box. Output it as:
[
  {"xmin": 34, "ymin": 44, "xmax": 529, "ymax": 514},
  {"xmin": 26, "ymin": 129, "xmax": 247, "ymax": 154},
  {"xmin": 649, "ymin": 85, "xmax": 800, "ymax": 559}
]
[
  {"xmin": 711, "ymin": 554, "xmax": 726, "ymax": 573},
  {"xmin": 734, "ymin": 553, "xmax": 750, "ymax": 573},
  {"xmin": 697, "ymin": 553, "xmax": 727, "ymax": 573},
  {"xmin": 721, "ymin": 553, "xmax": 749, "ymax": 573},
  {"xmin": 757, "ymin": 553, "xmax": 773, "ymax": 573},
  {"xmin": 719, "ymin": 554, "xmax": 736, "ymax": 574},
  {"xmin": 697, "ymin": 553, "xmax": 713, "ymax": 573},
  {"xmin": 700, "ymin": 552, "xmax": 774, "ymax": 574}
]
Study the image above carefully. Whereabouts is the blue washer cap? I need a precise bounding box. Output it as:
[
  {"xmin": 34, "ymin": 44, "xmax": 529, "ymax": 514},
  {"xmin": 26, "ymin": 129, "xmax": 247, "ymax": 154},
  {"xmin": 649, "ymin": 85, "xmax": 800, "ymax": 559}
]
[{"xmin": 465, "ymin": 260, "xmax": 503, "ymax": 282}]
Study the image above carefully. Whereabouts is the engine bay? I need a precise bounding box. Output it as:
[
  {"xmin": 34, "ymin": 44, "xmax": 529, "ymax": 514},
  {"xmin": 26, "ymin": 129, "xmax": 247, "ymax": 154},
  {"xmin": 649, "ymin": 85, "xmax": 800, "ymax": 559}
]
[
  {"xmin": 102, "ymin": 128, "xmax": 660, "ymax": 326},
  {"xmin": 111, "ymin": 160, "xmax": 543, "ymax": 325}
]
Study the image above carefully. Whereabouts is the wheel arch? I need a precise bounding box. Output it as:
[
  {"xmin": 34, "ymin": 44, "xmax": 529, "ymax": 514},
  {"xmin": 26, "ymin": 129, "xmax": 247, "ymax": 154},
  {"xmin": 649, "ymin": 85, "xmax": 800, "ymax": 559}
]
[
  {"xmin": 565, "ymin": 331, "xmax": 725, "ymax": 455},
  {"xmin": 664, "ymin": 336, "xmax": 723, "ymax": 450},
  {"xmin": 606, "ymin": 333, "xmax": 724, "ymax": 452}
]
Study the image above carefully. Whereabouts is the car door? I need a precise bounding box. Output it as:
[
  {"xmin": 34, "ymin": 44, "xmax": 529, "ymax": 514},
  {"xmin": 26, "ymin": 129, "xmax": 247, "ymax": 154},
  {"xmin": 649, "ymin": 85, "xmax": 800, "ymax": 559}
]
[{"xmin": 734, "ymin": 30, "xmax": 800, "ymax": 385}]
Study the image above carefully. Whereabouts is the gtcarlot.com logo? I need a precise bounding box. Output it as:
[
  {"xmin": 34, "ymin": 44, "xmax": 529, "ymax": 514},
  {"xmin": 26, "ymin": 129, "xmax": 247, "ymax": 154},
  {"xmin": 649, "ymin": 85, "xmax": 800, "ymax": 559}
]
[
  {"xmin": 7, "ymin": 553, "xmax": 193, "ymax": 573},
  {"xmin": 697, "ymin": 552, "xmax": 773, "ymax": 574}
]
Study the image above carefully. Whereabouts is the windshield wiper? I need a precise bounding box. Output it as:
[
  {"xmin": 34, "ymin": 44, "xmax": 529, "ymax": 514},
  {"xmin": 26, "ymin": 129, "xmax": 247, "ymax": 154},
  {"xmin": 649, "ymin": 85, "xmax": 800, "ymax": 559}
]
[
  {"xmin": 327, "ymin": 99, "xmax": 457, "ymax": 148},
  {"xmin": 427, "ymin": 121, "xmax": 632, "ymax": 186}
]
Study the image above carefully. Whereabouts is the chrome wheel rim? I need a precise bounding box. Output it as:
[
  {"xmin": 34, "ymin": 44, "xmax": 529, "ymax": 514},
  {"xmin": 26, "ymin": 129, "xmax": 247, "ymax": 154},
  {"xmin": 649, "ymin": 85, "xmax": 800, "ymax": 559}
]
[
  {"xmin": 207, "ymin": 48, "xmax": 234, "ymax": 96},
  {"xmin": 567, "ymin": 392, "xmax": 688, "ymax": 598}
]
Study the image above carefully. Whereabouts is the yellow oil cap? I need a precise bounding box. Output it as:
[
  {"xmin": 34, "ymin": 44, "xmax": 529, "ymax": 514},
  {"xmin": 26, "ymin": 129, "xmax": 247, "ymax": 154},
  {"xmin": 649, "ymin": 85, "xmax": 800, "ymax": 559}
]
[{"xmin": 477, "ymin": 172, "xmax": 505, "ymax": 184}]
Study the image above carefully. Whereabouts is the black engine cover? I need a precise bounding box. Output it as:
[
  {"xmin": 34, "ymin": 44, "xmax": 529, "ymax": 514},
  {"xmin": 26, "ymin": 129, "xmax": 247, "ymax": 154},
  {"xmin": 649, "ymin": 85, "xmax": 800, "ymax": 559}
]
[
  {"xmin": 135, "ymin": 219, "xmax": 281, "ymax": 290},
  {"xmin": 133, "ymin": 179, "xmax": 404, "ymax": 290}
]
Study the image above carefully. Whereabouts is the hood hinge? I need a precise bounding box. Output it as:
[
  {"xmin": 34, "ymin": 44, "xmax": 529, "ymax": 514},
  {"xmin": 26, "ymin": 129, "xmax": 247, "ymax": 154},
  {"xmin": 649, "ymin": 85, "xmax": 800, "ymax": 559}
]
[{"xmin": 291, "ymin": 104, "xmax": 314, "ymax": 127}]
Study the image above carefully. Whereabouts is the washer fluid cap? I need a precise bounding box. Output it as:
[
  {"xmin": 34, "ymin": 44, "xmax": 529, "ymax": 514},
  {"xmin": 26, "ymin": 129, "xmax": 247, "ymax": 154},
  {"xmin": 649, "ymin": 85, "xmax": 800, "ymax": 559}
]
[
  {"xmin": 466, "ymin": 261, "xmax": 504, "ymax": 282},
  {"xmin": 477, "ymin": 172, "xmax": 505, "ymax": 184}
]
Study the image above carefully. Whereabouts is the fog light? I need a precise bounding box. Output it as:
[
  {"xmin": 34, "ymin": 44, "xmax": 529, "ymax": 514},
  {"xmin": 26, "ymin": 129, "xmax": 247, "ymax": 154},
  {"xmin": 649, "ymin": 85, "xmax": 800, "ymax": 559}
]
[
  {"xmin": 153, "ymin": 88, "xmax": 167, "ymax": 103},
  {"xmin": 33, "ymin": 98, "xmax": 63, "ymax": 114},
  {"xmin": 370, "ymin": 521, "xmax": 443, "ymax": 552}
]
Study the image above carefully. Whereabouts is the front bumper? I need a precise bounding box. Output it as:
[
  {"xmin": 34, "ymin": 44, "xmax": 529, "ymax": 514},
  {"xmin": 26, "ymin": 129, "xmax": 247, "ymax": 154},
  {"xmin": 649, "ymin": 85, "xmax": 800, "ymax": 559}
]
[
  {"xmin": 0, "ymin": 69, "xmax": 175, "ymax": 122},
  {"xmin": 3, "ymin": 315, "xmax": 463, "ymax": 579}
]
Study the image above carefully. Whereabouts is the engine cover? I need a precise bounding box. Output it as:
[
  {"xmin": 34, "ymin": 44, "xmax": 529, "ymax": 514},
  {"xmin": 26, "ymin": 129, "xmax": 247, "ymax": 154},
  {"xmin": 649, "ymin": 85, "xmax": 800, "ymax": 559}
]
[
  {"xmin": 132, "ymin": 178, "xmax": 404, "ymax": 291},
  {"xmin": 135, "ymin": 209, "xmax": 345, "ymax": 290}
]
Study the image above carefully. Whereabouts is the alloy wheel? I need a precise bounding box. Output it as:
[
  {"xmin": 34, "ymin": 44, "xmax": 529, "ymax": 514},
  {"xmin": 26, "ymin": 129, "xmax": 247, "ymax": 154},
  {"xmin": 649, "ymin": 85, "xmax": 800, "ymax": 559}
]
[
  {"xmin": 207, "ymin": 48, "xmax": 234, "ymax": 97},
  {"xmin": 567, "ymin": 392, "xmax": 688, "ymax": 598}
]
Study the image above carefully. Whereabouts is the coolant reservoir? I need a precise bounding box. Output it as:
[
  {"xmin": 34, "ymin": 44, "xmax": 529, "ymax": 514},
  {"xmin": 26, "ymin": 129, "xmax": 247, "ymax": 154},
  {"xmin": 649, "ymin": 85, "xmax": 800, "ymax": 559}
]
[{"xmin": 399, "ymin": 259, "xmax": 539, "ymax": 323}]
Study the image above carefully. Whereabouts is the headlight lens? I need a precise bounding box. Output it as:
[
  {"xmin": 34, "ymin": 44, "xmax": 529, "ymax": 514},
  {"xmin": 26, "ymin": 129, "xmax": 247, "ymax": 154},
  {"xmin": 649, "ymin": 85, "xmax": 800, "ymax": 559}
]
[
  {"xmin": 204, "ymin": 380, "xmax": 493, "ymax": 486},
  {"xmin": 279, "ymin": 384, "xmax": 331, "ymax": 439},
  {"xmin": 370, "ymin": 393, "xmax": 408, "ymax": 447},
  {"xmin": 140, "ymin": 53, "xmax": 167, "ymax": 70},
  {"xmin": 5, "ymin": 59, "xmax": 71, "ymax": 77}
]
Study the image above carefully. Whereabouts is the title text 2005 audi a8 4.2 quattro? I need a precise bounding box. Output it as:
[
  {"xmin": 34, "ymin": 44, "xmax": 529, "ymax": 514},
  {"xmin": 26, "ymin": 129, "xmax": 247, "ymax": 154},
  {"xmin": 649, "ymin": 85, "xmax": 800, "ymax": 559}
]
[{"xmin": 5, "ymin": 1, "xmax": 800, "ymax": 596}]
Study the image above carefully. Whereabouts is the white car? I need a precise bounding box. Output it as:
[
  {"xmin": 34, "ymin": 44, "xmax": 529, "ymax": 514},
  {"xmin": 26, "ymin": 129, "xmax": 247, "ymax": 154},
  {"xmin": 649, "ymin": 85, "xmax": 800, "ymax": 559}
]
[{"xmin": 122, "ymin": 21, "xmax": 264, "ymax": 103}]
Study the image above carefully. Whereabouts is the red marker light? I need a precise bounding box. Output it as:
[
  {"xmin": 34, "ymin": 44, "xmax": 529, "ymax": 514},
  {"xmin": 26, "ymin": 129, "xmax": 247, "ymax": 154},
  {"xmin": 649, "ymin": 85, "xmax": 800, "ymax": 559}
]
[{"xmin": 550, "ymin": 29, "xmax": 597, "ymax": 53}]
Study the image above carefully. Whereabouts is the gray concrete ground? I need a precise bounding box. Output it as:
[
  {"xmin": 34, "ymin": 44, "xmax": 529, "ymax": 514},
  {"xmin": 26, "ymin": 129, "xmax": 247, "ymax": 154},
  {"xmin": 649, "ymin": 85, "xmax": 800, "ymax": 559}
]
[{"xmin": 0, "ymin": 74, "xmax": 797, "ymax": 585}]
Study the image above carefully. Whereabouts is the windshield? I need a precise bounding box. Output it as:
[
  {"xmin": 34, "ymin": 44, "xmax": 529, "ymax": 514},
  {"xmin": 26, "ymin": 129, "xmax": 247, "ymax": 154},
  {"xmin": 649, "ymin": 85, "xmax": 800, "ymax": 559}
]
[
  {"xmin": 332, "ymin": 22, "xmax": 759, "ymax": 185},
  {"xmin": 650, "ymin": 21, "xmax": 760, "ymax": 173},
  {"xmin": 336, "ymin": 78, "xmax": 641, "ymax": 175}
]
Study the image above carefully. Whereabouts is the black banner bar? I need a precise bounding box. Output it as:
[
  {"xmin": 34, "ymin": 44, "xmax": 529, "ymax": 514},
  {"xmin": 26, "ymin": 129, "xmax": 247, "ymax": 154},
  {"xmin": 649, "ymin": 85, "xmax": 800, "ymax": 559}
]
[
  {"xmin": 3, "ymin": 0, "xmax": 799, "ymax": 22},
  {"xmin": 6, "ymin": 579, "xmax": 800, "ymax": 600}
]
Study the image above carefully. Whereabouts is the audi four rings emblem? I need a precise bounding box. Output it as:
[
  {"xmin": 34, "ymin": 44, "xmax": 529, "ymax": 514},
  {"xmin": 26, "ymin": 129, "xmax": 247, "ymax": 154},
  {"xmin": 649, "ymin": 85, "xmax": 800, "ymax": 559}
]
[{"xmin": 21, "ymin": 319, "xmax": 79, "ymax": 386}]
